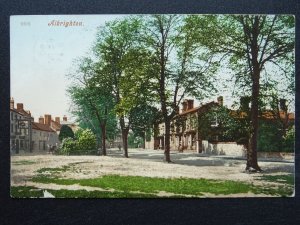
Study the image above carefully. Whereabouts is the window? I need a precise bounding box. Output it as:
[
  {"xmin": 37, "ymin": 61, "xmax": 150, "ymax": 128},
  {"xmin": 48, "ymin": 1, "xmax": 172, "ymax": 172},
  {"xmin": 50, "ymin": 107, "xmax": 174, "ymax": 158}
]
[
  {"xmin": 11, "ymin": 113, "xmax": 13, "ymax": 120},
  {"xmin": 20, "ymin": 140, "xmax": 24, "ymax": 148},
  {"xmin": 11, "ymin": 124, "xmax": 13, "ymax": 133}
]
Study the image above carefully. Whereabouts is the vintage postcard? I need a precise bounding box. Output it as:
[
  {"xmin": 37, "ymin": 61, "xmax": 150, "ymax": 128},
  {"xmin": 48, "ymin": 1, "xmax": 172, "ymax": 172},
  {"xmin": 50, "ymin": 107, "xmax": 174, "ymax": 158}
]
[{"xmin": 10, "ymin": 14, "xmax": 295, "ymax": 198}]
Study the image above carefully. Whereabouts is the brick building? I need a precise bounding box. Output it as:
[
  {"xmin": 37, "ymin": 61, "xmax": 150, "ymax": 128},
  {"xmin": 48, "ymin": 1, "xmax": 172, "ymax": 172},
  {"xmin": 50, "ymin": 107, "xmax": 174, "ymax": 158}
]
[
  {"xmin": 10, "ymin": 98, "xmax": 34, "ymax": 154},
  {"xmin": 153, "ymin": 97, "xmax": 221, "ymax": 152}
]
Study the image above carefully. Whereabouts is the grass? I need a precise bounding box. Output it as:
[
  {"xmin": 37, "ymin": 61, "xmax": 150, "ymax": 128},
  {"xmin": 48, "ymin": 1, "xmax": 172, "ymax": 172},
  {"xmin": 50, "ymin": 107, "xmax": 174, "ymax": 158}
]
[
  {"xmin": 11, "ymin": 186, "xmax": 43, "ymax": 198},
  {"xmin": 36, "ymin": 165, "xmax": 71, "ymax": 174},
  {"xmin": 10, "ymin": 186, "xmax": 165, "ymax": 198},
  {"xmin": 259, "ymin": 174, "xmax": 294, "ymax": 185},
  {"xmin": 30, "ymin": 174, "xmax": 294, "ymax": 197},
  {"xmin": 12, "ymin": 160, "xmax": 37, "ymax": 165},
  {"xmin": 12, "ymin": 163, "xmax": 294, "ymax": 198}
]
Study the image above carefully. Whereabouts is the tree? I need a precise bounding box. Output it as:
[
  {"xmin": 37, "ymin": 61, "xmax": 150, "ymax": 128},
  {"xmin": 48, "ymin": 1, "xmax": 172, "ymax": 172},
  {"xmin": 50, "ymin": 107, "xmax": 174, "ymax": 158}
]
[
  {"xmin": 68, "ymin": 57, "xmax": 117, "ymax": 156},
  {"xmin": 191, "ymin": 15, "xmax": 295, "ymax": 171},
  {"xmin": 140, "ymin": 15, "xmax": 219, "ymax": 162},
  {"xmin": 59, "ymin": 125, "xmax": 74, "ymax": 141},
  {"xmin": 93, "ymin": 17, "xmax": 155, "ymax": 158},
  {"xmin": 129, "ymin": 103, "xmax": 160, "ymax": 148},
  {"xmin": 76, "ymin": 128, "xmax": 97, "ymax": 153}
]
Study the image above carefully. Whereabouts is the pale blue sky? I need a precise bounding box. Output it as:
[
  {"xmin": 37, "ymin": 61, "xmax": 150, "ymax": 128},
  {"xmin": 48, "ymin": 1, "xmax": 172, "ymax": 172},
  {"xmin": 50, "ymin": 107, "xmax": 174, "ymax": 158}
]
[
  {"xmin": 11, "ymin": 15, "xmax": 124, "ymax": 122},
  {"xmin": 10, "ymin": 15, "xmax": 294, "ymax": 123}
]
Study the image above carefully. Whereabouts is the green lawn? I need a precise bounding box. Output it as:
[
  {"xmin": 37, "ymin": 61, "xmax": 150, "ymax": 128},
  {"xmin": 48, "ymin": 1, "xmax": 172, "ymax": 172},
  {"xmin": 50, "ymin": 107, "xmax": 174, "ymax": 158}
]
[
  {"xmin": 12, "ymin": 160, "xmax": 37, "ymax": 165},
  {"xmin": 27, "ymin": 174, "xmax": 294, "ymax": 198},
  {"xmin": 11, "ymin": 164, "xmax": 294, "ymax": 198},
  {"xmin": 11, "ymin": 186, "xmax": 159, "ymax": 198}
]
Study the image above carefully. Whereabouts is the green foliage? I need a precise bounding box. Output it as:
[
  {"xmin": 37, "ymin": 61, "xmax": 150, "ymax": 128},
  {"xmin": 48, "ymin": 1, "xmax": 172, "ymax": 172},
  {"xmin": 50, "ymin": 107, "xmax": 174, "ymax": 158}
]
[
  {"xmin": 57, "ymin": 137, "xmax": 77, "ymax": 155},
  {"xmin": 57, "ymin": 128, "xmax": 97, "ymax": 155},
  {"xmin": 76, "ymin": 128, "xmax": 97, "ymax": 152},
  {"xmin": 127, "ymin": 133, "xmax": 144, "ymax": 148},
  {"xmin": 257, "ymin": 121, "xmax": 294, "ymax": 152},
  {"xmin": 282, "ymin": 125, "xmax": 295, "ymax": 152},
  {"xmin": 198, "ymin": 106, "xmax": 249, "ymax": 142},
  {"xmin": 58, "ymin": 125, "xmax": 74, "ymax": 141}
]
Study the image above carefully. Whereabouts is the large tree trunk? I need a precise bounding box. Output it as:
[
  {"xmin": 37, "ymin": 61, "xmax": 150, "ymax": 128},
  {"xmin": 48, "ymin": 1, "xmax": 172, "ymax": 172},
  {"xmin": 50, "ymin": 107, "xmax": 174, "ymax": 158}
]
[
  {"xmin": 247, "ymin": 60, "xmax": 262, "ymax": 171},
  {"xmin": 101, "ymin": 124, "xmax": 106, "ymax": 156},
  {"xmin": 122, "ymin": 128, "xmax": 129, "ymax": 158},
  {"xmin": 120, "ymin": 117, "xmax": 129, "ymax": 158},
  {"xmin": 197, "ymin": 137, "xmax": 203, "ymax": 153},
  {"xmin": 245, "ymin": 16, "xmax": 262, "ymax": 172},
  {"xmin": 164, "ymin": 119, "xmax": 171, "ymax": 162}
]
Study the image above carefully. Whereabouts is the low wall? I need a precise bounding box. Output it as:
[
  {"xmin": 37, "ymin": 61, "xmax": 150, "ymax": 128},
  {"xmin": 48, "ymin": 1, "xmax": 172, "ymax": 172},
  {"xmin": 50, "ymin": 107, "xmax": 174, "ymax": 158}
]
[
  {"xmin": 257, "ymin": 152, "xmax": 294, "ymax": 160},
  {"xmin": 202, "ymin": 141, "xmax": 246, "ymax": 157},
  {"xmin": 202, "ymin": 140, "xmax": 294, "ymax": 160}
]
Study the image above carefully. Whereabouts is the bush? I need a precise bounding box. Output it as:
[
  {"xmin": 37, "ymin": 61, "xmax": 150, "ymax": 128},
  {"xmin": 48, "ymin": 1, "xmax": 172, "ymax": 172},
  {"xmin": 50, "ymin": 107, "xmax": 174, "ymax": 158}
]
[
  {"xmin": 59, "ymin": 125, "xmax": 75, "ymax": 141},
  {"xmin": 57, "ymin": 128, "xmax": 97, "ymax": 155},
  {"xmin": 57, "ymin": 137, "xmax": 78, "ymax": 155},
  {"xmin": 76, "ymin": 129, "xmax": 97, "ymax": 154},
  {"xmin": 282, "ymin": 126, "xmax": 295, "ymax": 152}
]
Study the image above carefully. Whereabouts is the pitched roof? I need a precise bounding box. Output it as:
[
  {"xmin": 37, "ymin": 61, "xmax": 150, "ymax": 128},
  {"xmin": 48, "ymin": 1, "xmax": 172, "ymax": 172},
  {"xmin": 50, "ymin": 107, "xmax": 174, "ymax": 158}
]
[
  {"xmin": 179, "ymin": 101, "xmax": 219, "ymax": 116},
  {"xmin": 261, "ymin": 111, "xmax": 295, "ymax": 120},
  {"xmin": 32, "ymin": 122, "xmax": 55, "ymax": 132},
  {"xmin": 10, "ymin": 108, "xmax": 33, "ymax": 119},
  {"xmin": 51, "ymin": 120, "xmax": 62, "ymax": 130},
  {"xmin": 230, "ymin": 110, "xmax": 295, "ymax": 120}
]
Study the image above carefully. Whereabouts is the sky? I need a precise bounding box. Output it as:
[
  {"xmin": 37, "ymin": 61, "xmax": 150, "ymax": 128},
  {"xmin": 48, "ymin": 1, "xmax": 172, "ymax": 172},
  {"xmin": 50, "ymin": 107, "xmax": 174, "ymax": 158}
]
[
  {"xmin": 10, "ymin": 15, "xmax": 294, "ymax": 123},
  {"xmin": 11, "ymin": 15, "xmax": 124, "ymax": 122}
]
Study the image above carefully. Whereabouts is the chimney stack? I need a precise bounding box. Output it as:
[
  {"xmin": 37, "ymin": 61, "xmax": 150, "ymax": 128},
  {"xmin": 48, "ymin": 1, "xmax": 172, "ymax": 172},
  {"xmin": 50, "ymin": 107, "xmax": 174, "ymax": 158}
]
[
  {"xmin": 187, "ymin": 99, "xmax": 194, "ymax": 110},
  {"xmin": 181, "ymin": 101, "xmax": 188, "ymax": 113},
  {"xmin": 63, "ymin": 115, "xmax": 67, "ymax": 121},
  {"xmin": 217, "ymin": 96, "xmax": 223, "ymax": 106},
  {"xmin": 44, "ymin": 114, "xmax": 52, "ymax": 125},
  {"xmin": 240, "ymin": 96, "xmax": 251, "ymax": 111},
  {"xmin": 279, "ymin": 99, "xmax": 287, "ymax": 111},
  {"xmin": 39, "ymin": 116, "xmax": 44, "ymax": 124},
  {"xmin": 55, "ymin": 117, "xmax": 60, "ymax": 124},
  {"xmin": 175, "ymin": 106, "xmax": 179, "ymax": 114},
  {"xmin": 10, "ymin": 97, "xmax": 14, "ymax": 109},
  {"xmin": 17, "ymin": 103, "xmax": 23, "ymax": 110}
]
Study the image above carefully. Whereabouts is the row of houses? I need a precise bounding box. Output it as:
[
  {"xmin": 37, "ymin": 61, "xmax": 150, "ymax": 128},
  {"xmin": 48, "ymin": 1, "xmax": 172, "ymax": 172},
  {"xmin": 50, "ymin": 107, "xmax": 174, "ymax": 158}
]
[
  {"xmin": 149, "ymin": 96, "xmax": 294, "ymax": 155},
  {"xmin": 10, "ymin": 97, "xmax": 77, "ymax": 154}
]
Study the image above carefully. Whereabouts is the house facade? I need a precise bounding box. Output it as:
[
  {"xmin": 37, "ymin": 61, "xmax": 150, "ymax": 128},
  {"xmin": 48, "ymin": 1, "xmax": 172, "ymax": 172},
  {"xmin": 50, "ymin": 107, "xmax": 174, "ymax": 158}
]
[
  {"xmin": 10, "ymin": 97, "xmax": 64, "ymax": 154},
  {"xmin": 10, "ymin": 98, "xmax": 34, "ymax": 154},
  {"xmin": 150, "ymin": 96, "xmax": 295, "ymax": 155},
  {"xmin": 153, "ymin": 97, "xmax": 222, "ymax": 153},
  {"xmin": 32, "ymin": 122, "xmax": 59, "ymax": 152}
]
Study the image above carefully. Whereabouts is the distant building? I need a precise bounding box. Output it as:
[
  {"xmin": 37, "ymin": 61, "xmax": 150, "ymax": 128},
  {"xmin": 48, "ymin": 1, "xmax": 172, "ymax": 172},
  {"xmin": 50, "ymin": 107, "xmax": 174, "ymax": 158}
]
[
  {"xmin": 10, "ymin": 97, "xmax": 65, "ymax": 154},
  {"xmin": 10, "ymin": 98, "xmax": 34, "ymax": 154},
  {"xmin": 32, "ymin": 121, "xmax": 59, "ymax": 152},
  {"xmin": 148, "ymin": 96, "xmax": 295, "ymax": 153},
  {"xmin": 60, "ymin": 115, "xmax": 79, "ymax": 132},
  {"xmin": 152, "ymin": 98, "xmax": 220, "ymax": 153}
]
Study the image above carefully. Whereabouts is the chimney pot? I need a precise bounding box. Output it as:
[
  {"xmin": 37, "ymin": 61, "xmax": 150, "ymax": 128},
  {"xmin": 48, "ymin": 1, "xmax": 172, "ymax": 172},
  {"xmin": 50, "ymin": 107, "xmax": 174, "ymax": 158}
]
[
  {"xmin": 187, "ymin": 99, "xmax": 194, "ymax": 110},
  {"xmin": 17, "ymin": 103, "xmax": 23, "ymax": 110},
  {"xmin": 10, "ymin": 97, "xmax": 14, "ymax": 109},
  {"xmin": 44, "ymin": 114, "xmax": 52, "ymax": 125},
  {"xmin": 63, "ymin": 115, "xmax": 67, "ymax": 121},
  {"xmin": 279, "ymin": 99, "xmax": 287, "ymax": 111},
  {"xmin": 181, "ymin": 101, "xmax": 188, "ymax": 112},
  {"xmin": 55, "ymin": 117, "xmax": 60, "ymax": 124},
  {"xmin": 217, "ymin": 96, "xmax": 223, "ymax": 106},
  {"xmin": 39, "ymin": 116, "xmax": 44, "ymax": 124}
]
